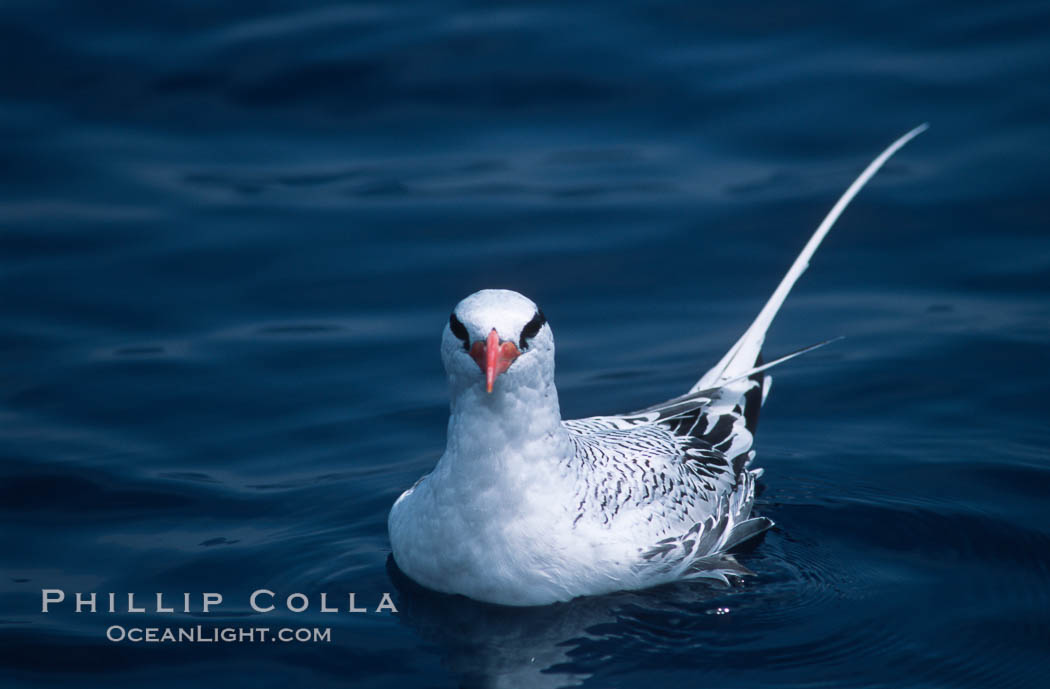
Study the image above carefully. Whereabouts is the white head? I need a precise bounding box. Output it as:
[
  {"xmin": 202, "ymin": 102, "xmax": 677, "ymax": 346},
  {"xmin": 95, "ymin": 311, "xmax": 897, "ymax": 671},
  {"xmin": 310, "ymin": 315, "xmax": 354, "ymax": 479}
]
[{"xmin": 441, "ymin": 289, "xmax": 555, "ymax": 397}]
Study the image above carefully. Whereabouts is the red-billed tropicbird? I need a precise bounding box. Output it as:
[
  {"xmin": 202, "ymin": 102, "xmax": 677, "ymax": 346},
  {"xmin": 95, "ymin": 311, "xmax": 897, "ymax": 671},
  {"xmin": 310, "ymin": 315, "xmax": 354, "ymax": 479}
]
[{"xmin": 388, "ymin": 125, "xmax": 927, "ymax": 606}]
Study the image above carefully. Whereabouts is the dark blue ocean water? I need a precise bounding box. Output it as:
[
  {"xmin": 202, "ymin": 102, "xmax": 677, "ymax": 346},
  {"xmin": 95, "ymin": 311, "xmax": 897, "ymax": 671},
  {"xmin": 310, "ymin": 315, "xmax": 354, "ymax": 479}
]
[{"xmin": 3, "ymin": 2, "xmax": 1049, "ymax": 687}]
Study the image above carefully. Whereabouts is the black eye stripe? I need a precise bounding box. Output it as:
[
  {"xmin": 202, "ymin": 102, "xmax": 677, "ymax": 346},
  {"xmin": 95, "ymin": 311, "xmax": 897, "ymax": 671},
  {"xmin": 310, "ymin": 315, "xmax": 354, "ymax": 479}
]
[
  {"xmin": 449, "ymin": 313, "xmax": 470, "ymax": 350},
  {"xmin": 518, "ymin": 309, "xmax": 546, "ymax": 350}
]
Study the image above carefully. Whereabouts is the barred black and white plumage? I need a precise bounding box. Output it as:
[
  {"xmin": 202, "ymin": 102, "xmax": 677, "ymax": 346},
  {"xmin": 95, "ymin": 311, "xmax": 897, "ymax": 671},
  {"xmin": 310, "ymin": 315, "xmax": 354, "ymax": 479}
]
[
  {"xmin": 561, "ymin": 369, "xmax": 770, "ymax": 581},
  {"xmin": 388, "ymin": 125, "xmax": 927, "ymax": 606}
]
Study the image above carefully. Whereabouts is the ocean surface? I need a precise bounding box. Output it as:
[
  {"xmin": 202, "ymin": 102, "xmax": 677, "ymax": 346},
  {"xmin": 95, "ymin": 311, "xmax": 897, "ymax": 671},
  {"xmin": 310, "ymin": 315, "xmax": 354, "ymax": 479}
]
[{"xmin": 2, "ymin": 1, "xmax": 1049, "ymax": 687}]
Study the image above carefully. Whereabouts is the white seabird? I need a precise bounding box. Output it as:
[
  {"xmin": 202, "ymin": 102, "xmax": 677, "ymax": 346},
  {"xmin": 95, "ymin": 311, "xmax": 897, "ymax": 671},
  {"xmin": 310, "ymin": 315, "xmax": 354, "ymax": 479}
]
[{"xmin": 388, "ymin": 125, "xmax": 927, "ymax": 606}]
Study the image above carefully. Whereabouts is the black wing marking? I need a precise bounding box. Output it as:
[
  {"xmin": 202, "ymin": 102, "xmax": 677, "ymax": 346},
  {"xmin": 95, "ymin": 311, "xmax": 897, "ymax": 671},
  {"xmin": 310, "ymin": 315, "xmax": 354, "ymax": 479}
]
[{"xmin": 563, "ymin": 367, "xmax": 766, "ymax": 535}]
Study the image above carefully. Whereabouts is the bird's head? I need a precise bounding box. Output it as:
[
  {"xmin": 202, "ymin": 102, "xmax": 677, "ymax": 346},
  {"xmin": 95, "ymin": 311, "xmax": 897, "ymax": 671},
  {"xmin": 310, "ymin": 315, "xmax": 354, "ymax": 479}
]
[{"xmin": 441, "ymin": 289, "xmax": 554, "ymax": 396}]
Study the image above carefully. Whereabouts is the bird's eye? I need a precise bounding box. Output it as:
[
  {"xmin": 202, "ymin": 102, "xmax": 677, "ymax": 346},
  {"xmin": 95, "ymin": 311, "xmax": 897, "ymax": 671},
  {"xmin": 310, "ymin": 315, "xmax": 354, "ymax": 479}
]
[
  {"xmin": 449, "ymin": 313, "xmax": 470, "ymax": 351},
  {"xmin": 518, "ymin": 309, "xmax": 546, "ymax": 350}
]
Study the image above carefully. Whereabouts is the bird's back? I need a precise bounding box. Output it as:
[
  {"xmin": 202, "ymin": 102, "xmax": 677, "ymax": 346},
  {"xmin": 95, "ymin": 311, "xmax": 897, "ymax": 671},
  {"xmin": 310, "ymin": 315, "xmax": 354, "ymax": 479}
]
[{"xmin": 561, "ymin": 368, "xmax": 771, "ymax": 583}]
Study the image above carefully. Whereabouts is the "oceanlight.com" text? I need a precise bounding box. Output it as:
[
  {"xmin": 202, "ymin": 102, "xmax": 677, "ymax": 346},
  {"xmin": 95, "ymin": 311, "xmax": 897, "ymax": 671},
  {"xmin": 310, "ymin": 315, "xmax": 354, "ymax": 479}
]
[{"xmin": 105, "ymin": 625, "xmax": 332, "ymax": 643}]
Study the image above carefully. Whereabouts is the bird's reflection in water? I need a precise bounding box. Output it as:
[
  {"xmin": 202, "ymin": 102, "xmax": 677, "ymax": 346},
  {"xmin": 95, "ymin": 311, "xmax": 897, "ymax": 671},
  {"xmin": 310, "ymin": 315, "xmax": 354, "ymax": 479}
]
[{"xmin": 386, "ymin": 556, "xmax": 734, "ymax": 689}]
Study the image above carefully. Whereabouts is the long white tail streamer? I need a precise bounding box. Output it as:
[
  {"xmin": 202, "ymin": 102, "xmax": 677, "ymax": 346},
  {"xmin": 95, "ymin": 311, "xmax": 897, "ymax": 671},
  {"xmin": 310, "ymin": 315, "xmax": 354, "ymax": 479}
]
[{"xmin": 693, "ymin": 123, "xmax": 928, "ymax": 392}]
